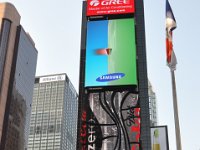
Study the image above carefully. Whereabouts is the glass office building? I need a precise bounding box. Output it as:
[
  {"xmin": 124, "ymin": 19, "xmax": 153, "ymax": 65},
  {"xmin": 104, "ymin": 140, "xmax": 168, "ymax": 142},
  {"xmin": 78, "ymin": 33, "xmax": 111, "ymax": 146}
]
[
  {"xmin": 28, "ymin": 74, "xmax": 78, "ymax": 150},
  {"xmin": 0, "ymin": 3, "xmax": 38, "ymax": 150}
]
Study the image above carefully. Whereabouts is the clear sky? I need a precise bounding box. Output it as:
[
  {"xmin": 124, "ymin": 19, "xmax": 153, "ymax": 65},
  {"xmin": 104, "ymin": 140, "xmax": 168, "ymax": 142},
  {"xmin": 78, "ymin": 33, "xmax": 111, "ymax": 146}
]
[{"xmin": 2, "ymin": 0, "xmax": 200, "ymax": 149}]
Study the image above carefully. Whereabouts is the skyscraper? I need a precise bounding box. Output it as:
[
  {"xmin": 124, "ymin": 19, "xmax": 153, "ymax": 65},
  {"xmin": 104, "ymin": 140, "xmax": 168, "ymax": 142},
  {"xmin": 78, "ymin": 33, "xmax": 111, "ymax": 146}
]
[
  {"xmin": 28, "ymin": 74, "xmax": 78, "ymax": 150},
  {"xmin": 0, "ymin": 2, "xmax": 38, "ymax": 150},
  {"xmin": 148, "ymin": 80, "xmax": 158, "ymax": 126}
]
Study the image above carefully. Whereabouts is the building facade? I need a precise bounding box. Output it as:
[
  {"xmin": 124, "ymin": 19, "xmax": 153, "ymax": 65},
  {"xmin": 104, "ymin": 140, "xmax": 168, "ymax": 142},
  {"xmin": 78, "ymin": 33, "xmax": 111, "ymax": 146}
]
[
  {"xmin": 148, "ymin": 80, "xmax": 158, "ymax": 126},
  {"xmin": 28, "ymin": 74, "xmax": 78, "ymax": 150},
  {"xmin": 0, "ymin": 2, "xmax": 38, "ymax": 150}
]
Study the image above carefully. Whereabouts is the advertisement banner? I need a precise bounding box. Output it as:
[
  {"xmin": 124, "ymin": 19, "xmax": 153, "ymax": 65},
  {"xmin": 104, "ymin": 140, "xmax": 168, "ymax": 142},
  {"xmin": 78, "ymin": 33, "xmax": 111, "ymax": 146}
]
[
  {"xmin": 80, "ymin": 91, "xmax": 140, "ymax": 149},
  {"xmin": 151, "ymin": 126, "xmax": 169, "ymax": 150},
  {"xmin": 85, "ymin": 18, "xmax": 137, "ymax": 88},
  {"xmin": 87, "ymin": 0, "xmax": 135, "ymax": 16}
]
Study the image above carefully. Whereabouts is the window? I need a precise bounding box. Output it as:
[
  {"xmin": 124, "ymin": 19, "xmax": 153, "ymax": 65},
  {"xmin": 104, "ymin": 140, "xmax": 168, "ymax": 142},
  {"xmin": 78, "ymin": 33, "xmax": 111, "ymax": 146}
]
[
  {"xmin": 35, "ymin": 126, "xmax": 41, "ymax": 134},
  {"xmin": 48, "ymin": 125, "xmax": 54, "ymax": 133}
]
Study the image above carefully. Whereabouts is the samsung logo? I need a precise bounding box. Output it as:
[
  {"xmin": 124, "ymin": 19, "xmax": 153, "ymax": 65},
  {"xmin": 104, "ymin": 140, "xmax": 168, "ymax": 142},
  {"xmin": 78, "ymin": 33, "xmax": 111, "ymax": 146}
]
[{"xmin": 96, "ymin": 73, "xmax": 125, "ymax": 82}]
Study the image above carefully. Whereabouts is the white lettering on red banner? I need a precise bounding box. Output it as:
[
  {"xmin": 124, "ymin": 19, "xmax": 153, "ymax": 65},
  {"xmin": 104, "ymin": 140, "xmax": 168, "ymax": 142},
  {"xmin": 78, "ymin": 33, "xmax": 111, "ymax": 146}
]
[{"xmin": 87, "ymin": 0, "xmax": 135, "ymax": 16}]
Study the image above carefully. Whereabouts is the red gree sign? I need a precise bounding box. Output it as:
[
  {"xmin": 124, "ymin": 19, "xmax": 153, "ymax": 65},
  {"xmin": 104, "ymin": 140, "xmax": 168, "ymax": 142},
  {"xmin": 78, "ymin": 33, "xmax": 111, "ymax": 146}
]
[{"xmin": 87, "ymin": 0, "xmax": 135, "ymax": 16}]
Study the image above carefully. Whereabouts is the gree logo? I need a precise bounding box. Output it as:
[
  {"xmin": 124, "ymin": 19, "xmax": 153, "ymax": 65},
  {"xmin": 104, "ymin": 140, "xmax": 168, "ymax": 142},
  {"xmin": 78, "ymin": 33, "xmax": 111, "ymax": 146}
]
[
  {"xmin": 90, "ymin": 0, "xmax": 100, "ymax": 6},
  {"xmin": 90, "ymin": 0, "xmax": 129, "ymax": 6}
]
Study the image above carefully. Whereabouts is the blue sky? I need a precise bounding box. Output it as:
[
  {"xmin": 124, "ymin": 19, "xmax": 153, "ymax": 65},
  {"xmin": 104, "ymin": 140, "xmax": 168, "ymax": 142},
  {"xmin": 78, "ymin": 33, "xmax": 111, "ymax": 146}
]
[{"xmin": 2, "ymin": 0, "xmax": 200, "ymax": 149}]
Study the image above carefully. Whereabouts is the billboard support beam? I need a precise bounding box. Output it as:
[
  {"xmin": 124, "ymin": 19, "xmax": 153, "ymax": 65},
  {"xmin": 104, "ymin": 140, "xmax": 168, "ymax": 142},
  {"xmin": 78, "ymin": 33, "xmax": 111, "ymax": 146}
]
[
  {"xmin": 170, "ymin": 70, "xmax": 182, "ymax": 150},
  {"xmin": 135, "ymin": 0, "xmax": 151, "ymax": 149}
]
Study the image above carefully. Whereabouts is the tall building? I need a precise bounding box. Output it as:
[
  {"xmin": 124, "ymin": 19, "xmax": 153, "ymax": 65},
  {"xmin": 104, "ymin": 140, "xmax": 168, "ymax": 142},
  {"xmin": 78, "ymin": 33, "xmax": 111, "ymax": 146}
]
[
  {"xmin": 77, "ymin": 0, "xmax": 151, "ymax": 149},
  {"xmin": 28, "ymin": 74, "xmax": 78, "ymax": 150},
  {"xmin": 148, "ymin": 80, "xmax": 158, "ymax": 126},
  {"xmin": 0, "ymin": 2, "xmax": 38, "ymax": 150}
]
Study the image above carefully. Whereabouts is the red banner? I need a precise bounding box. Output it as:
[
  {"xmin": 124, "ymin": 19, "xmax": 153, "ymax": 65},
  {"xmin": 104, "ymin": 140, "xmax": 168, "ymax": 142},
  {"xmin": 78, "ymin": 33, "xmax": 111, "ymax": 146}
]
[{"xmin": 87, "ymin": 0, "xmax": 135, "ymax": 16}]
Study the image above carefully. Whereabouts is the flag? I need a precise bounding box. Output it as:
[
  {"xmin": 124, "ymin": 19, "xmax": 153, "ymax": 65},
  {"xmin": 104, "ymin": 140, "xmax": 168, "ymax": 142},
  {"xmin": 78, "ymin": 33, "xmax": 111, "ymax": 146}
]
[{"xmin": 166, "ymin": 0, "xmax": 177, "ymax": 70}]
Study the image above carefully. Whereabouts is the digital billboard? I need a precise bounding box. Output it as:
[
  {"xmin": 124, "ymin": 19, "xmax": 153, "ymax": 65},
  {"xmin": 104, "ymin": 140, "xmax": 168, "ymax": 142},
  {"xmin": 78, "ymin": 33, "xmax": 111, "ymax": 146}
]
[
  {"xmin": 151, "ymin": 126, "xmax": 169, "ymax": 150},
  {"xmin": 80, "ymin": 92, "xmax": 140, "ymax": 150},
  {"xmin": 85, "ymin": 18, "xmax": 137, "ymax": 87},
  {"xmin": 87, "ymin": 0, "xmax": 135, "ymax": 16}
]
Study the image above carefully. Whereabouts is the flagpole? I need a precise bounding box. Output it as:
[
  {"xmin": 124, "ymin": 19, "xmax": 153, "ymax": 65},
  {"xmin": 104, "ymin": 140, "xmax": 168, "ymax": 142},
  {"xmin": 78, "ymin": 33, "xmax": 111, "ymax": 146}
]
[{"xmin": 170, "ymin": 69, "xmax": 182, "ymax": 150}]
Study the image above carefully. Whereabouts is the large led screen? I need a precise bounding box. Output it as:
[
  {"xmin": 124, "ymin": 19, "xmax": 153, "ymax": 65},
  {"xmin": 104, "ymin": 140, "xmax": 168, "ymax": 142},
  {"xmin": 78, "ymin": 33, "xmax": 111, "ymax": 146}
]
[{"xmin": 85, "ymin": 18, "xmax": 137, "ymax": 87}]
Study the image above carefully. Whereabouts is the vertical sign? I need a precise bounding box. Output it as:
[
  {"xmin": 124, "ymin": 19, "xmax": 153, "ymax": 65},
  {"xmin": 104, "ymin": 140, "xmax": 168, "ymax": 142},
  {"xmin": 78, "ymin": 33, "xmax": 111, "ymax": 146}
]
[{"xmin": 77, "ymin": 0, "xmax": 147, "ymax": 149}]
